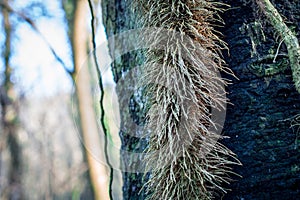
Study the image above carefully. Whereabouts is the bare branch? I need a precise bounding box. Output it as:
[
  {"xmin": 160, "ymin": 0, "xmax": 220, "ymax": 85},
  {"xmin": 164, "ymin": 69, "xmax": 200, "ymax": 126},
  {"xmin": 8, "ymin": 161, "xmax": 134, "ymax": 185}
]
[{"xmin": 0, "ymin": 1, "xmax": 74, "ymax": 76}]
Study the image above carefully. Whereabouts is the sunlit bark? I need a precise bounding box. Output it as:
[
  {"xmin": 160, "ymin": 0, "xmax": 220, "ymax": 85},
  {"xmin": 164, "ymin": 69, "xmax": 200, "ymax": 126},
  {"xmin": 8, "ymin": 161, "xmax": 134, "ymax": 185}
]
[{"xmin": 71, "ymin": 0, "xmax": 110, "ymax": 199}]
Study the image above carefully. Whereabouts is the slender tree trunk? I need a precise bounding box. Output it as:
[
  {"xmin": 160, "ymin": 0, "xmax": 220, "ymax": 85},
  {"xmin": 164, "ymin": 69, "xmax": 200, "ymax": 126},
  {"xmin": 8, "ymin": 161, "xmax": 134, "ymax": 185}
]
[
  {"xmin": 0, "ymin": 0, "xmax": 24, "ymax": 199},
  {"xmin": 71, "ymin": 0, "xmax": 110, "ymax": 199}
]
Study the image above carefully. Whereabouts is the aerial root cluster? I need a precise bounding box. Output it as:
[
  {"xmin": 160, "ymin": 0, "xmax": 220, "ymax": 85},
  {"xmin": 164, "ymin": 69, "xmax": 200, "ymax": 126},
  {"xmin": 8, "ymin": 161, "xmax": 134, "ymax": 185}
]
[{"xmin": 133, "ymin": 0, "xmax": 241, "ymax": 199}]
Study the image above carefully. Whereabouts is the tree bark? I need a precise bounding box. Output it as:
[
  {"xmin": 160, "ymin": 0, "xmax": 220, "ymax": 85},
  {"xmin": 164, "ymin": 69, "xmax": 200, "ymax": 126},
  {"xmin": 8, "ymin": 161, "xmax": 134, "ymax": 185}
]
[
  {"xmin": 102, "ymin": 0, "xmax": 148, "ymax": 199},
  {"xmin": 71, "ymin": 0, "xmax": 110, "ymax": 199},
  {"xmin": 256, "ymin": 0, "xmax": 300, "ymax": 93},
  {"xmin": 221, "ymin": 0, "xmax": 300, "ymax": 199},
  {"xmin": 102, "ymin": 0, "xmax": 300, "ymax": 199}
]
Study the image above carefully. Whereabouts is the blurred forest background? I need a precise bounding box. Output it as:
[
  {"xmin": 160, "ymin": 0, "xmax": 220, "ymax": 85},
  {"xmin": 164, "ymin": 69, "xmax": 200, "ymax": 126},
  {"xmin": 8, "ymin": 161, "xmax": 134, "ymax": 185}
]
[{"xmin": 0, "ymin": 0, "xmax": 117, "ymax": 199}]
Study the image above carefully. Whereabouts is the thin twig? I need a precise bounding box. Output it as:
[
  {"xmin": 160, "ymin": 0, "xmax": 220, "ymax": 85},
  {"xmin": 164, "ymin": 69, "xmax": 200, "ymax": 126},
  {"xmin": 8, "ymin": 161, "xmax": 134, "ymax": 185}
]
[
  {"xmin": 87, "ymin": 1, "xmax": 114, "ymax": 199},
  {"xmin": 273, "ymin": 38, "xmax": 284, "ymax": 63},
  {"xmin": 0, "ymin": 1, "xmax": 74, "ymax": 76}
]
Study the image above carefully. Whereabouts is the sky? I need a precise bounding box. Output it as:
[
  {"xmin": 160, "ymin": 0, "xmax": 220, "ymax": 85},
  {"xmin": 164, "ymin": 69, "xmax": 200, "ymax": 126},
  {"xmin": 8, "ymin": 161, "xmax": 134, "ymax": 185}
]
[{"xmin": 1, "ymin": 0, "xmax": 113, "ymax": 97}]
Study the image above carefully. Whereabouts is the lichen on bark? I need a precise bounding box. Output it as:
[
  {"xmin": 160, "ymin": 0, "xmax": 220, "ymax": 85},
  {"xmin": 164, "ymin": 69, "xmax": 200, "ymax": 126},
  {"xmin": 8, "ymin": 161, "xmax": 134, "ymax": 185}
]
[{"xmin": 256, "ymin": 0, "xmax": 300, "ymax": 93}]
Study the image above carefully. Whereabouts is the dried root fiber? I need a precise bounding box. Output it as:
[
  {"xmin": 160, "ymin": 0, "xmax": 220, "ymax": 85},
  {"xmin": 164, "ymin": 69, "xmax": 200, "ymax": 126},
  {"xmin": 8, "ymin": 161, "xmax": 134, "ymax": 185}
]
[{"xmin": 133, "ymin": 0, "xmax": 241, "ymax": 199}]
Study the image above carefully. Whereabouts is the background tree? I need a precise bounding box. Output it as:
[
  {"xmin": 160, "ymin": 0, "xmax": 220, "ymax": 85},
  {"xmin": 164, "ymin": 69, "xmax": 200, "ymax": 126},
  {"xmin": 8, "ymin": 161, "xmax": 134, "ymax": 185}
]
[
  {"xmin": 0, "ymin": 0, "xmax": 23, "ymax": 198},
  {"xmin": 62, "ymin": 0, "xmax": 111, "ymax": 199}
]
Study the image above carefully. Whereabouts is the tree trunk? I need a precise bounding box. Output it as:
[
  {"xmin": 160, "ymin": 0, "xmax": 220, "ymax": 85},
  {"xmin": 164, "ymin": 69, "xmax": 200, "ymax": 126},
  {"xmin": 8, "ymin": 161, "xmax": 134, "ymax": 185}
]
[
  {"xmin": 102, "ymin": 0, "xmax": 148, "ymax": 199},
  {"xmin": 70, "ymin": 0, "xmax": 110, "ymax": 199},
  {"xmin": 0, "ymin": 1, "xmax": 24, "ymax": 199},
  {"xmin": 102, "ymin": 0, "xmax": 300, "ymax": 199},
  {"xmin": 222, "ymin": 0, "xmax": 300, "ymax": 199}
]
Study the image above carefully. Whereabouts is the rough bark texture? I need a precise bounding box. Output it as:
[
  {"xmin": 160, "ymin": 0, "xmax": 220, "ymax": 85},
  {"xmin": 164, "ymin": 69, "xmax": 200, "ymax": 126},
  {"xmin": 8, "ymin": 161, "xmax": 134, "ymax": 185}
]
[
  {"xmin": 222, "ymin": 0, "xmax": 300, "ymax": 199},
  {"xmin": 256, "ymin": 0, "xmax": 300, "ymax": 93},
  {"xmin": 102, "ymin": 0, "xmax": 300, "ymax": 199},
  {"xmin": 102, "ymin": 0, "xmax": 148, "ymax": 199}
]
